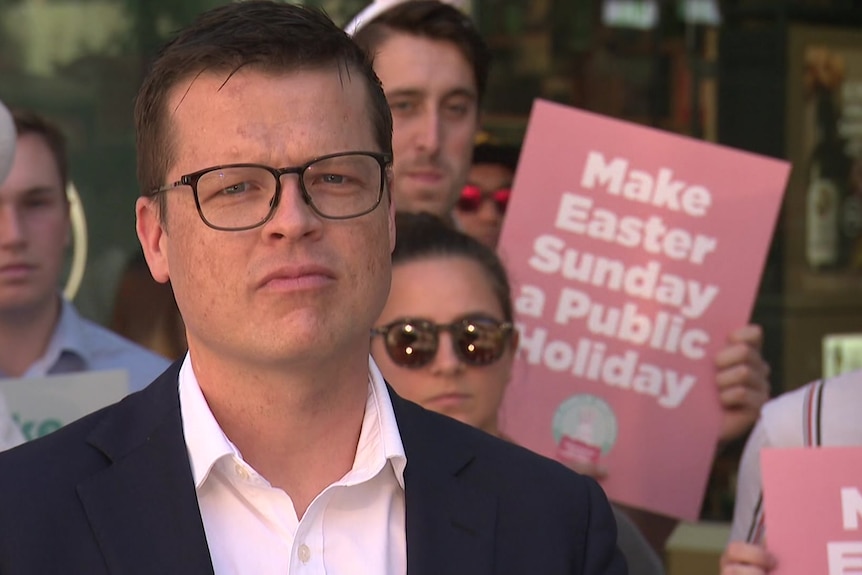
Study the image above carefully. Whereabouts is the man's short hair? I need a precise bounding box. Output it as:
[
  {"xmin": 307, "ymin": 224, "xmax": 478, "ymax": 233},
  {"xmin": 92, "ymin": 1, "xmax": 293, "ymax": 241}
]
[
  {"xmin": 12, "ymin": 109, "xmax": 69, "ymax": 192},
  {"xmin": 134, "ymin": 0, "xmax": 393, "ymax": 212},
  {"xmin": 352, "ymin": 1, "xmax": 491, "ymax": 103},
  {"xmin": 471, "ymin": 142, "xmax": 521, "ymax": 172}
]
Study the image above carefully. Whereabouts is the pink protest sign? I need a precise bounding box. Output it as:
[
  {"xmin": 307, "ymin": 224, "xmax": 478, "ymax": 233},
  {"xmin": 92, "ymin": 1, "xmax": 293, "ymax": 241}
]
[
  {"xmin": 497, "ymin": 99, "xmax": 790, "ymax": 520},
  {"xmin": 762, "ymin": 447, "xmax": 862, "ymax": 575}
]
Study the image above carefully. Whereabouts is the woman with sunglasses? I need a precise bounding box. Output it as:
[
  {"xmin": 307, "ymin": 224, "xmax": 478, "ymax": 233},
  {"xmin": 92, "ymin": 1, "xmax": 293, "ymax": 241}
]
[
  {"xmin": 452, "ymin": 142, "xmax": 518, "ymax": 249},
  {"xmin": 372, "ymin": 211, "xmax": 666, "ymax": 574}
]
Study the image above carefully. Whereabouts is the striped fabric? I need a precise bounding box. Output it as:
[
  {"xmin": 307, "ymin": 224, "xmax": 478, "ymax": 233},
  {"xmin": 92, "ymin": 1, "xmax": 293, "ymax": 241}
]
[{"xmin": 745, "ymin": 379, "xmax": 825, "ymax": 544}]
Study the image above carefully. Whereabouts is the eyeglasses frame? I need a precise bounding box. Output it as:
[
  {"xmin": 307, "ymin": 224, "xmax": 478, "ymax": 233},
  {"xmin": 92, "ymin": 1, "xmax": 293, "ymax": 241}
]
[
  {"xmin": 371, "ymin": 314, "xmax": 515, "ymax": 368},
  {"xmin": 457, "ymin": 184, "xmax": 511, "ymax": 214},
  {"xmin": 147, "ymin": 150, "xmax": 393, "ymax": 231}
]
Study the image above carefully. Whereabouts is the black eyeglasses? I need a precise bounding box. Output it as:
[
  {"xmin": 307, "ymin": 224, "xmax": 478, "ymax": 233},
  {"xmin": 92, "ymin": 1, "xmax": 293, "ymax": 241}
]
[
  {"xmin": 456, "ymin": 184, "xmax": 511, "ymax": 215},
  {"xmin": 148, "ymin": 151, "xmax": 392, "ymax": 231},
  {"xmin": 371, "ymin": 314, "xmax": 513, "ymax": 369}
]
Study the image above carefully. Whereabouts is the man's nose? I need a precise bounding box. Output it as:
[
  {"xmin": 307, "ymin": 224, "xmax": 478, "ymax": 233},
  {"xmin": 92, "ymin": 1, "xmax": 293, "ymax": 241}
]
[
  {"xmin": 477, "ymin": 197, "xmax": 502, "ymax": 222},
  {"xmin": 414, "ymin": 108, "xmax": 442, "ymax": 154},
  {"xmin": 259, "ymin": 175, "xmax": 324, "ymax": 240},
  {"xmin": 0, "ymin": 205, "xmax": 25, "ymax": 247},
  {"xmin": 428, "ymin": 332, "xmax": 465, "ymax": 376}
]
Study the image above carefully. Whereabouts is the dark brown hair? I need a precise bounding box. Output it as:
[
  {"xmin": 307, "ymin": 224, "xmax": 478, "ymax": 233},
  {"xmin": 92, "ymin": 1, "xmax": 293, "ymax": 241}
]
[
  {"xmin": 134, "ymin": 0, "xmax": 393, "ymax": 216},
  {"xmin": 12, "ymin": 108, "xmax": 69, "ymax": 192},
  {"xmin": 110, "ymin": 251, "xmax": 186, "ymax": 361},
  {"xmin": 393, "ymin": 211, "xmax": 513, "ymax": 321},
  {"xmin": 352, "ymin": 1, "xmax": 491, "ymax": 103}
]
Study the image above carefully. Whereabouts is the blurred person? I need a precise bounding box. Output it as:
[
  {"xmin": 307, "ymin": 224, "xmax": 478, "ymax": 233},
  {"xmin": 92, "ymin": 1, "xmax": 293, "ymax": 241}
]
[
  {"xmin": 719, "ymin": 370, "xmax": 862, "ymax": 574},
  {"xmin": 353, "ymin": 0, "xmax": 488, "ymax": 217},
  {"xmin": 374, "ymin": 211, "xmax": 664, "ymax": 574},
  {"xmin": 0, "ymin": 3, "xmax": 626, "ymax": 573},
  {"xmin": 453, "ymin": 139, "xmax": 519, "ymax": 248},
  {"xmin": 0, "ymin": 109, "xmax": 169, "ymax": 393},
  {"xmin": 110, "ymin": 250, "xmax": 186, "ymax": 361}
]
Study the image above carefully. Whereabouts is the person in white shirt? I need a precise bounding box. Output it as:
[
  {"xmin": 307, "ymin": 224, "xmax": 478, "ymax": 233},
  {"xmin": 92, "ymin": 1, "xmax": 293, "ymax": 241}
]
[
  {"xmin": 0, "ymin": 2, "xmax": 626, "ymax": 573},
  {"xmin": 720, "ymin": 370, "xmax": 862, "ymax": 574}
]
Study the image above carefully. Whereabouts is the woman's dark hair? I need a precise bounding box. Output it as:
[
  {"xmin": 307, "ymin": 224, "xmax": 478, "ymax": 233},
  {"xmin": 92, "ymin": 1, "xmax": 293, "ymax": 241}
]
[{"xmin": 393, "ymin": 211, "xmax": 513, "ymax": 321}]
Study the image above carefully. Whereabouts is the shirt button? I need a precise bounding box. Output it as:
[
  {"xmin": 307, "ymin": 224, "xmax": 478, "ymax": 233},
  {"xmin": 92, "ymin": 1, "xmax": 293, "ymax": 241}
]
[
  {"xmin": 234, "ymin": 463, "xmax": 249, "ymax": 480},
  {"xmin": 298, "ymin": 543, "xmax": 311, "ymax": 563}
]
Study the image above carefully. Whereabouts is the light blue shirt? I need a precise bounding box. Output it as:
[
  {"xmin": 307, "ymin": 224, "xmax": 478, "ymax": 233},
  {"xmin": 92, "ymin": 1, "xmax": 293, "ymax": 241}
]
[{"xmin": 0, "ymin": 298, "xmax": 171, "ymax": 393}]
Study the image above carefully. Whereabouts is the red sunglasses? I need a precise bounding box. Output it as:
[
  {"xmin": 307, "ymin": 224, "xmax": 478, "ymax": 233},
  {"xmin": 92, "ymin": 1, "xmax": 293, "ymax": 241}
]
[{"xmin": 456, "ymin": 185, "xmax": 511, "ymax": 214}]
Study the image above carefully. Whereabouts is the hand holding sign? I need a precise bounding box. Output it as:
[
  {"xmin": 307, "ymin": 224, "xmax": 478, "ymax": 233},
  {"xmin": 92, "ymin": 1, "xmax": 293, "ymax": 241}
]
[
  {"xmin": 720, "ymin": 541, "xmax": 777, "ymax": 574},
  {"xmin": 714, "ymin": 325, "xmax": 771, "ymax": 443}
]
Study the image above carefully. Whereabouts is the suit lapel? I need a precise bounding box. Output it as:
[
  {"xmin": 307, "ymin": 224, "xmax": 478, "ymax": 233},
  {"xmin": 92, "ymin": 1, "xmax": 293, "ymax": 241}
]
[
  {"xmin": 390, "ymin": 389, "xmax": 497, "ymax": 575},
  {"xmin": 77, "ymin": 363, "xmax": 214, "ymax": 575}
]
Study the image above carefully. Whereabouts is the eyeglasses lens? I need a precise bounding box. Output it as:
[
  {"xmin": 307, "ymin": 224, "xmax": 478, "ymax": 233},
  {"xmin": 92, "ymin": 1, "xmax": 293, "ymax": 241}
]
[
  {"xmin": 381, "ymin": 317, "xmax": 510, "ymax": 369},
  {"xmin": 384, "ymin": 321, "xmax": 438, "ymax": 368},
  {"xmin": 457, "ymin": 185, "xmax": 510, "ymax": 215},
  {"xmin": 454, "ymin": 318, "xmax": 508, "ymax": 365},
  {"xmin": 194, "ymin": 153, "xmax": 386, "ymax": 230},
  {"xmin": 492, "ymin": 189, "xmax": 511, "ymax": 214},
  {"xmin": 456, "ymin": 185, "xmax": 482, "ymax": 212}
]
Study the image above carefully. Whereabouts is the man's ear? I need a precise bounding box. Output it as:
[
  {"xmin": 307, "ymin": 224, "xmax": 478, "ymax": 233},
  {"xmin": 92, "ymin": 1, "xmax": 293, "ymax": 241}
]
[{"xmin": 135, "ymin": 196, "xmax": 170, "ymax": 284}]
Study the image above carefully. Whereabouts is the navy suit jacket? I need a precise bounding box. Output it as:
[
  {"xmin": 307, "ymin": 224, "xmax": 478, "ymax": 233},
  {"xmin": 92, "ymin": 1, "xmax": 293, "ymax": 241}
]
[{"xmin": 0, "ymin": 362, "xmax": 626, "ymax": 574}]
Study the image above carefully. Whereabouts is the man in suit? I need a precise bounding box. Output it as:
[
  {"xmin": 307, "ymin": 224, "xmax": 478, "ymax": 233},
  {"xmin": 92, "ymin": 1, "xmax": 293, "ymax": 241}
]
[{"xmin": 0, "ymin": 2, "xmax": 625, "ymax": 573}]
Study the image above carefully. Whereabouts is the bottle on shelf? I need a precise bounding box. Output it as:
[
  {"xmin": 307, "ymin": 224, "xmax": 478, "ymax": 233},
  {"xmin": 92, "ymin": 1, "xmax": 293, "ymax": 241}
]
[{"xmin": 806, "ymin": 88, "xmax": 852, "ymax": 272}]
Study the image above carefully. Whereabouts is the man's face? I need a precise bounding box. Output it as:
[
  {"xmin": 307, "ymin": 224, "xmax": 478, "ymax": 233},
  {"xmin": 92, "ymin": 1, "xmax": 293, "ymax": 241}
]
[
  {"xmin": 0, "ymin": 133, "xmax": 69, "ymax": 316},
  {"xmin": 136, "ymin": 67, "xmax": 396, "ymax": 370},
  {"xmin": 373, "ymin": 33, "xmax": 479, "ymax": 217}
]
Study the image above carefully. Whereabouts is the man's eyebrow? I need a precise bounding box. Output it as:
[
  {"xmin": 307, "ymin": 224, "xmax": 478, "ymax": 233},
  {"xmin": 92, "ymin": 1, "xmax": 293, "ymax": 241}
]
[
  {"xmin": 441, "ymin": 87, "xmax": 478, "ymax": 101},
  {"xmin": 384, "ymin": 88, "xmax": 425, "ymax": 100},
  {"xmin": 19, "ymin": 186, "xmax": 59, "ymax": 199},
  {"xmin": 385, "ymin": 87, "xmax": 478, "ymax": 101}
]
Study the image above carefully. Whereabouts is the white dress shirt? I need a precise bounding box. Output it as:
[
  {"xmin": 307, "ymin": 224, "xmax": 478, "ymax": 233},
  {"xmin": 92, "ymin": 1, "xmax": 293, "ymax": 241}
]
[{"xmin": 179, "ymin": 355, "xmax": 407, "ymax": 575}]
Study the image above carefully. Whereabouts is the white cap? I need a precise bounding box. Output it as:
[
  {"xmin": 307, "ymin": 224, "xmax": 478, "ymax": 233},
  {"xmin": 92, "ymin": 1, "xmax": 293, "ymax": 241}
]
[
  {"xmin": 0, "ymin": 99, "xmax": 15, "ymax": 184},
  {"xmin": 345, "ymin": 0, "xmax": 469, "ymax": 37}
]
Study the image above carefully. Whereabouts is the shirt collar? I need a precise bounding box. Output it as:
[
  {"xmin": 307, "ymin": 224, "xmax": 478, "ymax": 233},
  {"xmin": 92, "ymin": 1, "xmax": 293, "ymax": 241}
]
[
  {"xmin": 21, "ymin": 297, "xmax": 90, "ymax": 377},
  {"xmin": 180, "ymin": 354, "xmax": 406, "ymax": 490}
]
